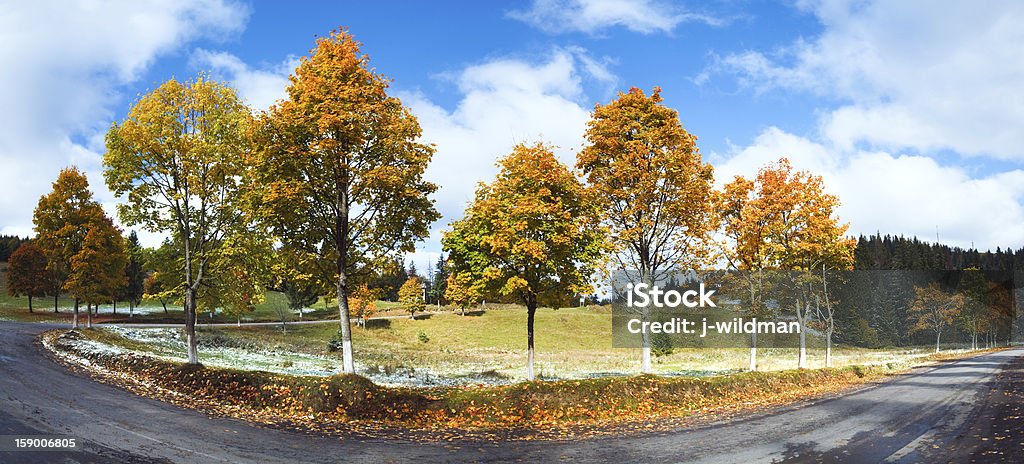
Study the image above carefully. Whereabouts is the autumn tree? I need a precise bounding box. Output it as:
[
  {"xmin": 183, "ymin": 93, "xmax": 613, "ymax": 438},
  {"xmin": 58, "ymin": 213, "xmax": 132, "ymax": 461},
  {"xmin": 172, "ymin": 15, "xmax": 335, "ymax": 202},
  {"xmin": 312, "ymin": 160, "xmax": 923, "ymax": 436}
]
[
  {"xmin": 104, "ymin": 76, "xmax": 253, "ymax": 364},
  {"xmin": 445, "ymin": 272, "xmax": 481, "ymax": 316},
  {"xmin": 65, "ymin": 217, "xmax": 127, "ymax": 328},
  {"xmin": 6, "ymin": 241, "xmax": 50, "ymax": 312},
  {"xmin": 248, "ymin": 29, "xmax": 438, "ymax": 373},
  {"xmin": 578, "ymin": 86, "xmax": 716, "ymax": 373},
  {"xmin": 33, "ymin": 167, "xmax": 106, "ymax": 324},
  {"xmin": 444, "ymin": 143, "xmax": 606, "ymax": 381},
  {"xmin": 399, "ymin": 276, "xmax": 425, "ymax": 319},
  {"xmin": 909, "ymin": 283, "xmax": 963, "ymax": 353},
  {"xmin": 347, "ymin": 283, "xmax": 378, "ymax": 327},
  {"xmin": 719, "ymin": 159, "xmax": 854, "ymax": 369}
]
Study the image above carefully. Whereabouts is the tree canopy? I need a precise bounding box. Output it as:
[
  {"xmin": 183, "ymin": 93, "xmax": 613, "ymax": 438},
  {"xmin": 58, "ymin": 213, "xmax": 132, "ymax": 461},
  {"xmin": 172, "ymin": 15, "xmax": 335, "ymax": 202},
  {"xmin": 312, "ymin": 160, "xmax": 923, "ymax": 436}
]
[
  {"xmin": 444, "ymin": 142, "xmax": 607, "ymax": 380},
  {"xmin": 248, "ymin": 28, "xmax": 439, "ymax": 373},
  {"xmin": 104, "ymin": 75, "xmax": 254, "ymax": 363}
]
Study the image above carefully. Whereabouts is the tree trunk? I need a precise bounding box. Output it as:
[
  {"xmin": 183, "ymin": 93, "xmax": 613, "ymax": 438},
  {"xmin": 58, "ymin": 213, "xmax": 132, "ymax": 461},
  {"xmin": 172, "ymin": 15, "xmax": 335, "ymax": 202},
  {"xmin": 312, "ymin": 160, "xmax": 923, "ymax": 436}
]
[
  {"xmin": 184, "ymin": 289, "xmax": 199, "ymax": 364},
  {"xmin": 28, "ymin": 295, "xmax": 33, "ymax": 313},
  {"xmin": 640, "ymin": 270, "xmax": 653, "ymax": 374},
  {"xmin": 936, "ymin": 330, "xmax": 941, "ymax": 353},
  {"xmin": 112, "ymin": 300, "xmax": 116, "ymax": 315},
  {"xmin": 86, "ymin": 303, "xmax": 93, "ymax": 328},
  {"xmin": 162, "ymin": 301, "xmax": 168, "ymax": 315},
  {"xmin": 797, "ymin": 302, "xmax": 807, "ymax": 369},
  {"xmin": 749, "ymin": 331, "xmax": 757, "ymax": 371},
  {"xmin": 336, "ymin": 273, "xmax": 355, "ymax": 374},
  {"xmin": 54, "ymin": 294, "xmax": 59, "ymax": 313},
  {"xmin": 72, "ymin": 299, "xmax": 79, "ymax": 329},
  {"xmin": 825, "ymin": 329, "xmax": 833, "ymax": 368},
  {"xmin": 526, "ymin": 295, "xmax": 537, "ymax": 381}
]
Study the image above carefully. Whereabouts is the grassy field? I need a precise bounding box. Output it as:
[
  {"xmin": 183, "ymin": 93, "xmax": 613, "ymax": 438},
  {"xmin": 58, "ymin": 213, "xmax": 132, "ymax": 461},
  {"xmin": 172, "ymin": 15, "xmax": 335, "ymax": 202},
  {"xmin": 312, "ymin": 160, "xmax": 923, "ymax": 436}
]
[{"xmin": 61, "ymin": 304, "xmax": 950, "ymax": 384}]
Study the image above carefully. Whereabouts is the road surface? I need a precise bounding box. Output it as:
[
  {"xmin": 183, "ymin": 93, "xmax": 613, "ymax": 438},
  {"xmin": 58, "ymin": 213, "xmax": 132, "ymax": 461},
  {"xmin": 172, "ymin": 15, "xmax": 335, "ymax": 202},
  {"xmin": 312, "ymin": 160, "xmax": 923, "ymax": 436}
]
[{"xmin": 0, "ymin": 321, "xmax": 1020, "ymax": 463}]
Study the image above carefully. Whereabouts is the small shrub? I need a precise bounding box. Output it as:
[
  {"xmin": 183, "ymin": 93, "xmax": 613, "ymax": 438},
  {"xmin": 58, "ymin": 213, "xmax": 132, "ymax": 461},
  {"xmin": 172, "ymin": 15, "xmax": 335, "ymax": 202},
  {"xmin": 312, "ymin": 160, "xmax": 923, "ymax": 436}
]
[
  {"xmin": 652, "ymin": 332, "xmax": 673, "ymax": 357},
  {"xmin": 417, "ymin": 331, "xmax": 429, "ymax": 343},
  {"xmin": 327, "ymin": 330, "xmax": 345, "ymax": 352}
]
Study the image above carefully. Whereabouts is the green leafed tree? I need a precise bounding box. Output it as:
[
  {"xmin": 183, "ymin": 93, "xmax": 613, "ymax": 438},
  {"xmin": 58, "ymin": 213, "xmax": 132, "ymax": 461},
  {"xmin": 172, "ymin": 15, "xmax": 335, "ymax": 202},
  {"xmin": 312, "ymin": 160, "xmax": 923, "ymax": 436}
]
[
  {"xmin": 104, "ymin": 75, "xmax": 253, "ymax": 364},
  {"xmin": 248, "ymin": 28, "xmax": 439, "ymax": 373},
  {"xmin": 444, "ymin": 142, "xmax": 607, "ymax": 381},
  {"xmin": 143, "ymin": 239, "xmax": 182, "ymax": 315},
  {"xmin": 122, "ymin": 230, "xmax": 146, "ymax": 317}
]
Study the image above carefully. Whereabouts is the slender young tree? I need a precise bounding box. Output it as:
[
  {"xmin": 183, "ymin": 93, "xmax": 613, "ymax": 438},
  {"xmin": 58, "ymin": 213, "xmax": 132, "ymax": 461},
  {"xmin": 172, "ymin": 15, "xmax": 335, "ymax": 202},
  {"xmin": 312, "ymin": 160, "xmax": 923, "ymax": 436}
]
[
  {"xmin": 249, "ymin": 28, "xmax": 438, "ymax": 373},
  {"xmin": 66, "ymin": 217, "xmax": 128, "ymax": 328},
  {"xmin": 143, "ymin": 240, "xmax": 181, "ymax": 315},
  {"xmin": 6, "ymin": 242, "xmax": 50, "ymax": 312},
  {"xmin": 104, "ymin": 76, "xmax": 252, "ymax": 364},
  {"xmin": 33, "ymin": 167, "xmax": 106, "ymax": 326},
  {"xmin": 909, "ymin": 283, "xmax": 963, "ymax": 353},
  {"xmin": 720, "ymin": 159, "xmax": 854, "ymax": 368},
  {"xmin": 347, "ymin": 283, "xmax": 378, "ymax": 328},
  {"xmin": 444, "ymin": 143, "xmax": 607, "ymax": 381},
  {"xmin": 577, "ymin": 87, "xmax": 716, "ymax": 373},
  {"xmin": 445, "ymin": 272, "xmax": 481, "ymax": 316},
  {"xmin": 399, "ymin": 276, "xmax": 425, "ymax": 319}
]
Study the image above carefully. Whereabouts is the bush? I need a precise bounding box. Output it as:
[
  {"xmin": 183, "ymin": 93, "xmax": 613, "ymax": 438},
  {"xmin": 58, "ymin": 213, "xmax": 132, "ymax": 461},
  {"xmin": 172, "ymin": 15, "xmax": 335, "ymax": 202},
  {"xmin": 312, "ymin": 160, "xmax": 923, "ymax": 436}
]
[
  {"xmin": 651, "ymin": 332, "xmax": 673, "ymax": 357},
  {"xmin": 417, "ymin": 331, "xmax": 430, "ymax": 343},
  {"xmin": 327, "ymin": 330, "xmax": 345, "ymax": 352}
]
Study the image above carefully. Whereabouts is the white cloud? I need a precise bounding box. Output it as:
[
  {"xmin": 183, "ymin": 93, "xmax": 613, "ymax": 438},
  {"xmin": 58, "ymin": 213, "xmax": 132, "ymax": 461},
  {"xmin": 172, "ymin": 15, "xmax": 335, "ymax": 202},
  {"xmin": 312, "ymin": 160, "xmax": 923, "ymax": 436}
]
[
  {"xmin": 508, "ymin": 0, "xmax": 720, "ymax": 35},
  {"xmin": 714, "ymin": 127, "xmax": 1024, "ymax": 250},
  {"xmin": 0, "ymin": 1, "xmax": 249, "ymax": 245},
  {"xmin": 191, "ymin": 49, "xmax": 299, "ymax": 112},
  {"xmin": 400, "ymin": 48, "xmax": 612, "ymax": 256},
  {"xmin": 705, "ymin": 0, "xmax": 1024, "ymax": 160}
]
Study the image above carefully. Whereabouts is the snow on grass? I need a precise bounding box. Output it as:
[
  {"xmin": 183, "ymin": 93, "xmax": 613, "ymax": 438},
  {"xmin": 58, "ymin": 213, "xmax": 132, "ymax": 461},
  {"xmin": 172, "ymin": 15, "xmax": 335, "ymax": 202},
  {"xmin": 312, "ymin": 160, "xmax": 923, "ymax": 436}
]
[{"xmin": 90, "ymin": 327, "xmax": 506, "ymax": 387}]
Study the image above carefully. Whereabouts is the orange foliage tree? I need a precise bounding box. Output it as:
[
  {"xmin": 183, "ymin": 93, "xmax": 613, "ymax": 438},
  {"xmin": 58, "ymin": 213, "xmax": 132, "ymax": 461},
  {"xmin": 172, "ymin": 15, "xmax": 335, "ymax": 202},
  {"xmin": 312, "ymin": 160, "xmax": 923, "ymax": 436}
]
[
  {"xmin": 33, "ymin": 167, "xmax": 106, "ymax": 325},
  {"xmin": 248, "ymin": 28, "xmax": 438, "ymax": 373},
  {"xmin": 719, "ymin": 159, "xmax": 854, "ymax": 368},
  {"xmin": 65, "ymin": 217, "xmax": 127, "ymax": 328},
  {"xmin": 444, "ymin": 143, "xmax": 607, "ymax": 381},
  {"xmin": 577, "ymin": 86, "xmax": 716, "ymax": 373}
]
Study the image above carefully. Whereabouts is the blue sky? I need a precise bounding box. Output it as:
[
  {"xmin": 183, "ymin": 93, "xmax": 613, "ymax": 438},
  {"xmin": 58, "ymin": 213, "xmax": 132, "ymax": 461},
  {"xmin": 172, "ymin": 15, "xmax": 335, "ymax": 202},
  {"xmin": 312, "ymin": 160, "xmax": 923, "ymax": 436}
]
[{"xmin": 2, "ymin": 0, "xmax": 1023, "ymax": 266}]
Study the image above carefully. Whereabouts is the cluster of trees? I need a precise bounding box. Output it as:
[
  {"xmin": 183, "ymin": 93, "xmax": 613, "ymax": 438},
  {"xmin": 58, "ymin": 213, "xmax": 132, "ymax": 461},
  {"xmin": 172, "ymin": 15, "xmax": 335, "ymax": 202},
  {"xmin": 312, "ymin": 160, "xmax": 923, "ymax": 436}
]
[
  {"xmin": 9, "ymin": 169, "xmax": 144, "ymax": 325},
  {"xmin": 13, "ymin": 26, "xmax": 1017, "ymax": 381},
  {"xmin": 0, "ymin": 235, "xmax": 26, "ymax": 262},
  {"xmin": 827, "ymin": 234, "xmax": 1023, "ymax": 350},
  {"xmin": 854, "ymin": 234, "xmax": 1024, "ymax": 272}
]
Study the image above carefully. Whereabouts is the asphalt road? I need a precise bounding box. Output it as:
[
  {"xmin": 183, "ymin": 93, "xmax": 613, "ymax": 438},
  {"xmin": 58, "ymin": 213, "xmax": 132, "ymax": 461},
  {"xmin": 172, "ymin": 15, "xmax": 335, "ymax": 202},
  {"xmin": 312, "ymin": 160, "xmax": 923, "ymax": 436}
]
[{"xmin": 1, "ymin": 321, "xmax": 1020, "ymax": 463}]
